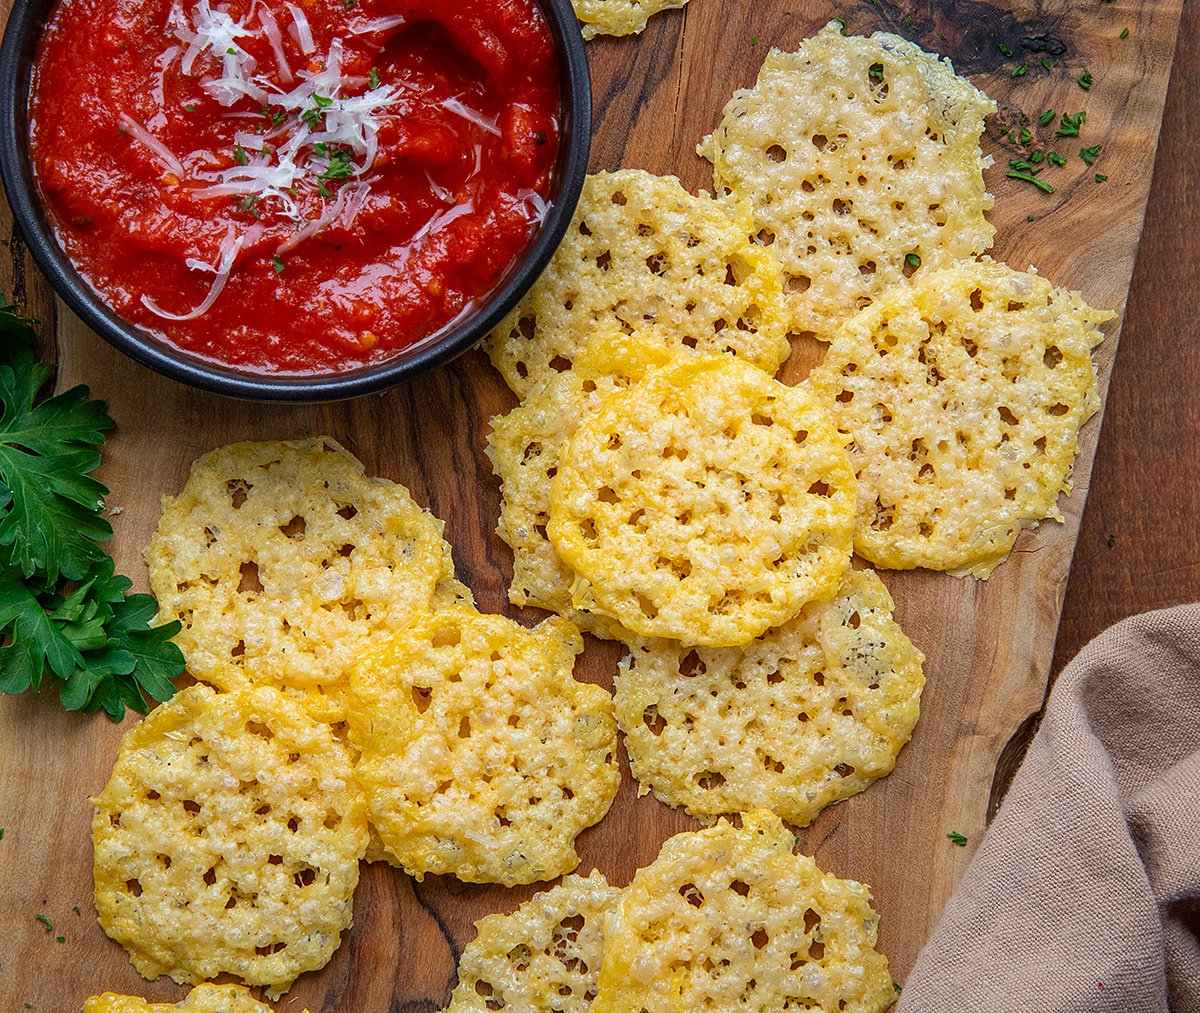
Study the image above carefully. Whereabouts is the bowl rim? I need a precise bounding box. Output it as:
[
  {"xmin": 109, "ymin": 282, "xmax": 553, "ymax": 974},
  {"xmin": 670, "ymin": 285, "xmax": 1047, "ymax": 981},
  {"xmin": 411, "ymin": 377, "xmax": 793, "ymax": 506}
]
[{"xmin": 0, "ymin": 0, "xmax": 591, "ymax": 402}]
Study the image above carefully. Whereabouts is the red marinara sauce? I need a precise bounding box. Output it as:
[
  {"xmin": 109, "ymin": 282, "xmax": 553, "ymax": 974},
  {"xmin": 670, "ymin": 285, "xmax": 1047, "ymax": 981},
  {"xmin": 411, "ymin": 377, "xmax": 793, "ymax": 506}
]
[{"xmin": 29, "ymin": 0, "xmax": 561, "ymax": 373}]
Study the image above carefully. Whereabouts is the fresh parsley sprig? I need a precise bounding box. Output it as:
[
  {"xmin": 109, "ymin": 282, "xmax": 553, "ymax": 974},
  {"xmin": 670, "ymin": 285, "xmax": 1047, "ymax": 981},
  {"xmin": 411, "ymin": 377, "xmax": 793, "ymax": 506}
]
[{"xmin": 0, "ymin": 300, "xmax": 184, "ymax": 719}]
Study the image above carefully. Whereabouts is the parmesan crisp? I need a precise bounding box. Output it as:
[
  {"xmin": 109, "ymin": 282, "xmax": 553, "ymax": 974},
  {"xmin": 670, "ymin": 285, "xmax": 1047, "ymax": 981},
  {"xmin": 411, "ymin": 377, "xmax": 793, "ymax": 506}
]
[
  {"xmin": 348, "ymin": 605, "xmax": 620, "ymax": 885},
  {"xmin": 616, "ymin": 568, "xmax": 924, "ymax": 826},
  {"xmin": 92, "ymin": 684, "xmax": 368, "ymax": 998},
  {"xmin": 699, "ymin": 23, "xmax": 996, "ymax": 341},
  {"xmin": 446, "ymin": 870, "xmax": 619, "ymax": 1013},
  {"xmin": 548, "ymin": 355, "xmax": 856, "ymax": 647},
  {"xmin": 594, "ymin": 810, "xmax": 895, "ymax": 1013},
  {"xmin": 146, "ymin": 438, "xmax": 451, "ymax": 722},
  {"xmin": 84, "ymin": 984, "xmax": 304, "ymax": 1013},
  {"xmin": 484, "ymin": 169, "xmax": 791, "ymax": 398},
  {"xmin": 808, "ymin": 260, "xmax": 1113, "ymax": 578},
  {"xmin": 572, "ymin": 0, "xmax": 689, "ymax": 39}
]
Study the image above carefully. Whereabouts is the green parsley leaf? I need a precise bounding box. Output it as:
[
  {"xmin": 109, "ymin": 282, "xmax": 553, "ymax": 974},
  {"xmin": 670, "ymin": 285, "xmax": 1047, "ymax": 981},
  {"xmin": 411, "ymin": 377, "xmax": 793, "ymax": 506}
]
[
  {"xmin": 225, "ymin": 46, "xmax": 237, "ymax": 55},
  {"xmin": 1077, "ymin": 71, "xmax": 1093, "ymax": 90},
  {"xmin": 998, "ymin": 43, "xmax": 1013, "ymax": 57},
  {"xmin": 0, "ymin": 302, "xmax": 184, "ymax": 720},
  {"xmin": 750, "ymin": 36, "xmax": 759, "ymax": 46},
  {"xmin": 184, "ymin": 103, "xmax": 196, "ymax": 113},
  {"xmin": 320, "ymin": 149, "xmax": 356, "ymax": 181},
  {"xmin": 1107, "ymin": 533, "xmax": 1116, "ymax": 548},
  {"xmin": 1028, "ymin": 150, "xmax": 1045, "ymax": 163},
  {"xmin": 1011, "ymin": 64, "xmax": 1028, "ymax": 78},
  {"xmin": 1047, "ymin": 151, "xmax": 1068, "ymax": 166},
  {"xmin": 73, "ymin": 905, "xmax": 80, "ymax": 916},
  {"xmin": 905, "ymin": 252, "xmax": 921, "ymax": 268},
  {"xmin": 1026, "ymin": 214, "xmax": 1037, "ymax": 222},
  {"xmin": 830, "ymin": 16, "xmax": 846, "ymax": 31},
  {"xmin": 947, "ymin": 831, "xmax": 968, "ymax": 847},
  {"xmin": 1056, "ymin": 111, "xmax": 1086, "ymax": 137},
  {"xmin": 1120, "ymin": 27, "xmax": 1129, "ymax": 39},
  {"xmin": 1039, "ymin": 108, "xmax": 1055, "ymax": 127},
  {"xmin": 36, "ymin": 914, "xmax": 52, "ymax": 932},
  {"xmin": 0, "ymin": 827, "xmax": 4, "ymax": 840},
  {"xmin": 868, "ymin": 62, "xmax": 883, "ymax": 83},
  {"xmin": 1095, "ymin": 173, "xmax": 1108, "ymax": 183},
  {"xmin": 1018, "ymin": 126, "xmax": 1032, "ymax": 145},
  {"xmin": 233, "ymin": 143, "xmax": 249, "ymax": 166},
  {"xmin": 893, "ymin": 982, "xmax": 903, "ymax": 995},
  {"xmin": 56, "ymin": 936, "xmax": 65, "ymax": 943},
  {"xmin": 1006, "ymin": 169, "xmax": 1053, "ymax": 194},
  {"xmin": 317, "ymin": 179, "xmax": 334, "ymax": 199},
  {"xmin": 1042, "ymin": 57, "xmax": 1055, "ymax": 71},
  {"xmin": 1080, "ymin": 144, "xmax": 1101, "ymax": 166},
  {"xmin": 369, "ymin": 66, "xmax": 380, "ymax": 89},
  {"xmin": 271, "ymin": 255, "xmax": 285, "ymax": 275}
]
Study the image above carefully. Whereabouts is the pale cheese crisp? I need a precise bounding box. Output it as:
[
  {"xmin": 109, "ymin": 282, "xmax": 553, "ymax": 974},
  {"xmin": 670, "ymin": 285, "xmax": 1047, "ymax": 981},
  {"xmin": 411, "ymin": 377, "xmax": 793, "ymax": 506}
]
[
  {"xmin": 572, "ymin": 0, "xmax": 689, "ymax": 39},
  {"xmin": 486, "ymin": 331, "xmax": 677, "ymax": 640},
  {"xmin": 808, "ymin": 260, "xmax": 1113, "ymax": 578},
  {"xmin": 146, "ymin": 438, "xmax": 451, "ymax": 722},
  {"xmin": 593, "ymin": 810, "xmax": 895, "ymax": 1013},
  {"xmin": 84, "ymin": 984, "xmax": 302, "ymax": 1013},
  {"xmin": 92, "ymin": 684, "xmax": 368, "ymax": 998},
  {"xmin": 616, "ymin": 568, "xmax": 924, "ymax": 826},
  {"xmin": 699, "ymin": 23, "xmax": 996, "ymax": 342},
  {"xmin": 348, "ymin": 605, "xmax": 620, "ymax": 885},
  {"xmin": 445, "ymin": 870, "xmax": 619, "ymax": 1013},
  {"xmin": 484, "ymin": 169, "xmax": 792, "ymax": 398},
  {"xmin": 548, "ymin": 355, "xmax": 856, "ymax": 647}
]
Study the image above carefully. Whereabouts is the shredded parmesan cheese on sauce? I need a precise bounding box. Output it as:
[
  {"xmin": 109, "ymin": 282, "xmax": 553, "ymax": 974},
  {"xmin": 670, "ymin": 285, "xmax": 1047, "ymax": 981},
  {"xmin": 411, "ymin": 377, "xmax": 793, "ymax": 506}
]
[{"xmin": 128, "ymin": 0, "xmax": 549, "ymax": 323}]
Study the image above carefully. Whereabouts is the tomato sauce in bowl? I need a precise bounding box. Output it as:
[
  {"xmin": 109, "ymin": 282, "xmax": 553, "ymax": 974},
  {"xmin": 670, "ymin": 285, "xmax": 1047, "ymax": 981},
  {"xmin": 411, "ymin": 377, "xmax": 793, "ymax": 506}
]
[{"xmin": 27, "ymin": 0, "xmax": 562, "ymax": 375}]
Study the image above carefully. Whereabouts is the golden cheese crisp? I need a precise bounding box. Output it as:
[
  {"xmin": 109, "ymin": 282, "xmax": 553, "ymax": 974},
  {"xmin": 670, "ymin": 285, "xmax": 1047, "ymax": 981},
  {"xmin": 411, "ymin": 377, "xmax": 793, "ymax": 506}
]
[
  {"xmin": 548, "ymin": 355, "xmax": 856, "ymax": 647},
  {"xmin": 615, "ymin": 569, "xmax": 924, "ymax": 826},
  {"xmin": 572, "ymin": 0, "xmax": 689, "ymax": 39},
  {"xmin": 808, "ymin": 260, "xmax": 1113, "ymax": 578},
  {"xmin": 348, "ymin": 605, "xmax": 620, "ymax": 885},
  {"xmin": 147, "ymin": 438, "xmax": 451, "ymax": 721},
  {"xmin": 83, "ymin": 984, "xmax": 303, "ymax": 1013},
  {"xmin": 486, "ymin": 331, "xmax": 677, "ymax": 640},
  {"xmin": 593, "ymin": 811, "xmax": 894, "ymax": 1013},
  {"xmin": 484, "ymin": 169, "xmax": 792, "ymax": 398},
  {"xmin": 92, "ymin": 684, "xmax": 368, "ymax": 998},
  {"xmin": 445, "ymin": 870, "xmax": 619, "ymax": 1013},
  {"xmin": 699, "ymin": 23, "xmax": 996, "ymax": 342}
]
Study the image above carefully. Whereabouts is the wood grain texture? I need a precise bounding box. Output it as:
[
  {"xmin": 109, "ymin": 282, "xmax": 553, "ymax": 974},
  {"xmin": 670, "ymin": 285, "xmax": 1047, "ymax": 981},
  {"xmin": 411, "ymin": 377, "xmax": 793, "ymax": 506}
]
[{"xmin": 0, "ymin": 0, "xmax": 1184, "ymax": 1009}]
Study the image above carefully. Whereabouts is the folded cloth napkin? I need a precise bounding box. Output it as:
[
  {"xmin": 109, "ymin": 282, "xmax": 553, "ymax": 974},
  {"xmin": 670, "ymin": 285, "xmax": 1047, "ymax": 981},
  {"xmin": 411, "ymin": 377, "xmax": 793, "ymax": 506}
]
[{"xmin": 897, "ymin": 604, "xmax": 1200, "ymax": 1013}]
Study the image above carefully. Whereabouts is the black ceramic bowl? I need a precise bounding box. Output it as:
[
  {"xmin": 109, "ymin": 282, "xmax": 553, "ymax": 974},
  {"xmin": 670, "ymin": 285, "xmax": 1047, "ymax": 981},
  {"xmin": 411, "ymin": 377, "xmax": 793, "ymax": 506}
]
[{"xmin": 0, "ymin": 0, "xmax": 590, "ymax": 401}]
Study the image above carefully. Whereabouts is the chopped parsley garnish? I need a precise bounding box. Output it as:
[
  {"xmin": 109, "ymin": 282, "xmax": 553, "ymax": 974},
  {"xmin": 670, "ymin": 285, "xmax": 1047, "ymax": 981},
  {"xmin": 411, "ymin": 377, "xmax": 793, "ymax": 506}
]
[
  {"xmin": 830, "ymin": 16, "xmax": 846, "ymax": 30},
  {"xmin": 1047, "ymin": 151, "xmax": 1068, "ymax": 166},
  {"xmin": 1080, "ymin": 144, "xmax": 1102, "ymax": 166},
  {"xmin": 1028, "ymin": 150, "xmax": 1045, "ymax": 163},
  {"xmin": 893, "ymin": 983, "xmax": 903, "ymax": 995},
  {"xmin": 342, "ymin": 0, "xmax": 357, "ymax": 7},
  {"xmin": 301, "ymin": 94, "xmax": 334, "ymax": 128},
  {"xmin": 225, "ymin": 46, "xmax": 237, "ymax": 55},
  {"xmin": 320, "ymin": 148, "xmax": 356, "ymax": 181},
  {"xmin": 233, "ymin": 143, "xmax": 249, "ymax": 166},
  {"xmin": 0, "ymin": 301, "xmax": 183, "ymax": 719},
  {"xmin": 183, "ymin": 103, "xmax": 196, "ymax": 113},
  {"xmin": 868, "ymin": 62, "xmax": 884, "ymax": 83},
  {"xmin": 36, "ymin": 914, "xmax": 53, "ymax": 932},
  {"xmin": 1026, "ymin": 214, "xmax": 1037, "ymax": 222},
  {"xmin": 1039, "ymin": 108, "xmax": 1055, "ymax": 127},
  {"xmin": 1011, "ymin": 63, "xmax": 1028, "ymax": 78},
  {"xmin": 0, "ymin": 827, "xmax": 4, "ymax": 839},
  {"xmin": 905, "ymin": 252, "xmax": 921, "ymax": 268},
  {"xmin": 750, "ymin": 36, "xmax": 759, "ymax": 46},
  {"xmin": 1120, "ymin": 27, "xmax": 1129, "ymax": 39},
  {"xmin": 1042, "ymin": 57, "xmax": 1055, "ymax": 71},
  {"xmin": 317, "ymin": 179, "xmax": 334, "ymax": 199},
  {"xmin": 369, "ymin": 66, "xmax": 380, "ymax": 89},
  {"xmin": 1018, "ymin": 126, "xmax": 1032, "ymax": 145},
  {"xmin": 947, "ymin": 831, "xmax": 968, "ymax": 847},
  {"xmin": 271, "ymin": 255, "xmax": 285, "ymax": 275},
  {"xmin": 1077, "ymin": 71, "xmax": 1093, "ymax": 91},
  {"xmin": 56, "ymin": 936, "xmax": 65, "ymax": 944},
  {"xmin": 998, "ymin": 42, "xmax": 1013, "ymax": 57},
  {"xmin": 1056, "ymin": 111, "xmax": 1086, "ymax": 137},
  {"xmin": 73, "ymin": 905, "xmax": 81, "ymax": 917},
  {"xmin": 1095, "ymin": 173, "xmax": 1108, "ymax": 183},
  {"xmin": 1107, "ymin": 533, "xmax": 1116, "ymax": 548},
  {"xmin": 1006, "ymin": 169, "xmax": 1053, "ymax": 194}
]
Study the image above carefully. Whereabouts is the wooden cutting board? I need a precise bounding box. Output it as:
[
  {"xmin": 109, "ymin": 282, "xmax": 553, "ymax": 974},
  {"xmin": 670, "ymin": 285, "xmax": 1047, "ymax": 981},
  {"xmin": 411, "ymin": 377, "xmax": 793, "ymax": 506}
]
[{"xmin": 0, "ymin": 0, "xmax": 1183, "ymax": 1008}]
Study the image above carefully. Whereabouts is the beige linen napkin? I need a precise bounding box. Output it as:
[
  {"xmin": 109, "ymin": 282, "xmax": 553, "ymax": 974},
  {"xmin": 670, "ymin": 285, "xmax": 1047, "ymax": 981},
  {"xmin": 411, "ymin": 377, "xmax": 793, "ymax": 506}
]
[{"xmin": 897, "ymin": 604, "xmax": 1200, "ymax": 1013}]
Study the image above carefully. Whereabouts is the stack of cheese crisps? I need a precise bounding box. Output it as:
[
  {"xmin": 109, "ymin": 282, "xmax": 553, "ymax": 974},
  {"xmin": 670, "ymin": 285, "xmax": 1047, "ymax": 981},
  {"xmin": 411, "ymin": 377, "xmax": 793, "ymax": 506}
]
[
  {"xmin": 444, "ymin": 813, "xmax": 894, "ymax": 1013},
  {"xmin": 473, "ymin": 21, "xmax": 1114, "ymax": 1012},
  {"xmin": 91, "ymin": 438, "xmax": 621, "ymax": 997}
]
